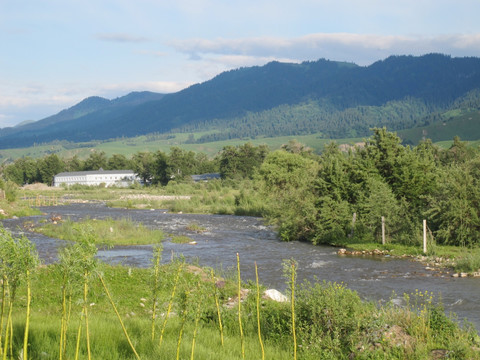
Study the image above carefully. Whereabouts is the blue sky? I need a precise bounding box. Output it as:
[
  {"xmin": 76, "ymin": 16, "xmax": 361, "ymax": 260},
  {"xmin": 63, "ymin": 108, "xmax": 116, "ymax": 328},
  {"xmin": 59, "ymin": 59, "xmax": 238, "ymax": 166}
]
[{"xmin": 1, "ymin": 0, "xmax": 480, "ymax": 127}]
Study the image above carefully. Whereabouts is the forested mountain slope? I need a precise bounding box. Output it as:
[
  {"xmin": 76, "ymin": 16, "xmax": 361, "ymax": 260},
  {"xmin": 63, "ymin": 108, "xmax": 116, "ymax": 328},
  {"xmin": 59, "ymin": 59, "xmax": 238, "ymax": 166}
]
[{"xmin": 2, "ymin": 54, "xmax": 480, "ymax": 149}]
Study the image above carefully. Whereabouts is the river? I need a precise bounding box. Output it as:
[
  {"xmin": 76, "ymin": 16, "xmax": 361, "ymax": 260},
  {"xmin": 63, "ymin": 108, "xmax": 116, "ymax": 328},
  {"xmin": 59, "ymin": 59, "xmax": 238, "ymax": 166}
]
[{"xmin": 1, "ymin": 202, "xmax": 479, "ymax": 331}]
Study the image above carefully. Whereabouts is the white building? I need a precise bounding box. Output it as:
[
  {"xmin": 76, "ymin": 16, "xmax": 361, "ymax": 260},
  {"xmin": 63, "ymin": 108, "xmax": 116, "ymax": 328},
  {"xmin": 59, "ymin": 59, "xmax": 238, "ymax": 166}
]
[{"xmin": 53, "ymin": 169, "xmax": 139, "ymax": 188}]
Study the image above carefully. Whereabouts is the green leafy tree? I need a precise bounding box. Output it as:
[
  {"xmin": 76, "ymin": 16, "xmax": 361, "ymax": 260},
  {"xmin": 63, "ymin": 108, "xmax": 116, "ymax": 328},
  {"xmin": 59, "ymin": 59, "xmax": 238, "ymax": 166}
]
[
  {"xmin": 167, "ymin": 147, "xmax": 196, "ymax": 181},
  {"xmin": 194, "ymin": 152, "xmax": 218, "ymax": 174},
  {"xmin": 317, "ymin": 142, "xmax": 369, "ymax": 205},
  {"xmin": 3, "ymin": 158, "xmax": 39, "ymax": 185},
  {"xmin": 441, "ymin": 136, "xmax": 475, "ymax": 165},
  {"xmin": 151, "ymin": 151, "xmax": 169, "ymax": 185},
  {"xmin": 131, "ymin": 152, "xmax": 155, "ymax": 185},
  {"xmin": 389, "ymin": 142, "xmax": 438, "ymax": 218},
  {"xmin": 259, "ymin": 150, "xmax": 319, "ymax": 241},
  {"xmin": 364, "ymin": 127, "xmax": 406, "ymax": 186},
  {"xmin": 107, "ymin": 154, "xmax": 131, "ymax": 170},
  {"xmin": 38, "ymin": 154, "xmax": 65, "ymax": 185},
  {"xmin": 426, "ymin": 161, "xmax": 480, "ymax": 247},
  {"xmin": 64, "ymin": 155, "xmax": 83, "ymax": 172},
  {"xmin": 356, "ymin": 177, "xmax": 407, "ymax": 243},
  {"xmin": 313, "ymin": 196, "xmax": 353, "ymax": 245},
  {"xmin": 219, "ymin": 143, "xmax": 269, "ymax": 180},
  {"xmin": 83, "ymin": 151, "xmax": 108, "ymax": 171}
]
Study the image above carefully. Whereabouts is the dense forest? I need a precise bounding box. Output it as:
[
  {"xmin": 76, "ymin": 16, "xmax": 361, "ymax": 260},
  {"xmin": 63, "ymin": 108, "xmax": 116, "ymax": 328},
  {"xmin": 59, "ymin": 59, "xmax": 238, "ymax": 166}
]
[
  {"xmin": 3, "ymin": 54, "xmax": 480, "ymax": 148},
  {"xmin": 2, "ymin": 129, "xmax": 480, "ymax": 249}
]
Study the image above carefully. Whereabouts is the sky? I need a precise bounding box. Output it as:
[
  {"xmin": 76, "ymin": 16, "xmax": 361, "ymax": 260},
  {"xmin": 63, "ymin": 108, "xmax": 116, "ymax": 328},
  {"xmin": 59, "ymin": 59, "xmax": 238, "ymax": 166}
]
[{"xmin": 1, "ymin": 0, "xmax": 480, "ymax": 128}]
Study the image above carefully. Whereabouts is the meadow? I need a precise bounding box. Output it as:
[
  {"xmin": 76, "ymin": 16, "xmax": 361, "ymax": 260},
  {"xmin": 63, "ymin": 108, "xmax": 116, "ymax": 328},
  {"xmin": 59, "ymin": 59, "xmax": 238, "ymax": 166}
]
[{"xmin": 0, "ymin": 209, "xmax": 480, "ymax": 359}]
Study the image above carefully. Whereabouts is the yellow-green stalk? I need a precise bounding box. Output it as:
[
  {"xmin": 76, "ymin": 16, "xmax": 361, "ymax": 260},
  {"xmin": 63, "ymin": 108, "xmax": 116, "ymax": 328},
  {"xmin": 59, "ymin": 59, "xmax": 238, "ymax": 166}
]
[
  {"xmin": 22, "ymin": 268, "xmax": 31, "ymax": 360},
  {"xmin": 291, "ymin": 262, "xmax": 297, "ymax": 360},
  {"xmin": 98, "ymin": 273, "xmax": 141, "ymax": 360},
  {"xmin": 237, "ymin": 253, "xmax": 245, "ymax": 359},
  {"xmin": 159, "ymin": 262, "xmax": 183, "ymax": 348},
  {"xmin": 59, "ymin": 277, "xmax": 67, "ymax": 360},
  {"xmin": 83, "ymin": 270, "xmax": 91, "ymax": 360},
  {"xmin": 190, "ymin": 298, "xmax": 202, "ymax": 360},
  {"xmin": 151, "ymin": 245, "xmax": 162, "ymax": 341},
  {"xmin": 2, "ymin": 305, "xmax": 11, "ymax": 360},
  {"xmin": 176, "ymin": 290, "xmax": 190, "ymax": 360},
  {"xmin": 0, "ymin": 276, "xmax": 8, "ymax": 356},
  {"xmin": 255, "ymin": 262, "xmax": 265, "ymax": 360},
  {"xmin": 211, "ymin": 269, "xmax": 224, "ymax": 346},
  {"xmin": 74, "ymin": 321, "xmax": 82, "ymax": 360}
]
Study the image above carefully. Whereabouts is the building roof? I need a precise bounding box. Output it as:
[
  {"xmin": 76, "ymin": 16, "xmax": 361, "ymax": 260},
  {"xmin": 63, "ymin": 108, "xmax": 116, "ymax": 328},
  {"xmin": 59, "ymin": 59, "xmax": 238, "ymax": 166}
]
[
  {"xmin": 191, "ymin": 173, "xmax": 221, "ymax": 181},
  {"xmin": 54, "ymin": 169, "xmax": 135, "ymax": 177}
]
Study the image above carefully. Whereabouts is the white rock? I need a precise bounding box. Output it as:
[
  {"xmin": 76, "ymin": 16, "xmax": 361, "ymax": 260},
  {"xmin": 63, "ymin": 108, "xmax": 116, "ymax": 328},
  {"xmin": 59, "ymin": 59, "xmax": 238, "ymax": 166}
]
[{"xmin": 263, "ymin": 289, "xmax": 288, "ymax": 302}]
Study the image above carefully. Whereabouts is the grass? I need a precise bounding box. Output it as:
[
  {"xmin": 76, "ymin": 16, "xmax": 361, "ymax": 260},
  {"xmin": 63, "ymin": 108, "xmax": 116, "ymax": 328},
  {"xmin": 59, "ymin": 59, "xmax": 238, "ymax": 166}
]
[
  {"xmin": 12, "ymin": 263, "xmax": 295, "ymax": 360},
  {"xmin": 33, "ymin": 217, "xmax": 164, "ymax": 246},
  {"xmin": 398, "ymin": 109, "xmax": 480, "ymax": 144},
  {"xmin": 0, "ymin": 199, "xmax": 42, "ymax": 219},
  {"xmin": 14, "ymin": 262, "xmax": 479, "ymax": 359},
  {"xmin": 0, "ymin": 227, "xmax": 478, "ymax": 360},
  {"xmin": 170, "ymin": 235, "xmax": 195, "ymax": 244},
  {"xmin": 0, "ymin": 131, "xmax": 363, "ymax": 162}
]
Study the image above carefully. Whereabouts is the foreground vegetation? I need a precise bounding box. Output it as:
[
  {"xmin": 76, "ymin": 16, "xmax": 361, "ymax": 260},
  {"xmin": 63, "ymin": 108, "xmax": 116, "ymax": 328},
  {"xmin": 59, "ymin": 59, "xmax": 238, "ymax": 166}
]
[{"xmin": 0, "ymin": 226, "xmax": 479, "ymax": 359}]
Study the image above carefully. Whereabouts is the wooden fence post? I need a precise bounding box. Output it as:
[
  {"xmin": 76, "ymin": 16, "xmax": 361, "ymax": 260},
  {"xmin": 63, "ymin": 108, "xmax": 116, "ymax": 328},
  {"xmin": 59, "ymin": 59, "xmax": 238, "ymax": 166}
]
[
  {"xmin": 350, "ymin": 212, "xmax": 356, "ymax": 237},
  {"xmin": 423, "ymin": 219, "xmax": 427, "ymax": 254},
  {"xmin": 381, "ymin": 216, "xmax": 385, "ymax": 245}
]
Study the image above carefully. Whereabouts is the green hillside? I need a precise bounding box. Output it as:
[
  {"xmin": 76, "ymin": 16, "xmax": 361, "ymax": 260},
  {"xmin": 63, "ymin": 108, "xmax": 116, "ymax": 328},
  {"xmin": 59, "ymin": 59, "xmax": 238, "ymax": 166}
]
[
  {"xmin": 0, "ymin": 133, "xmax": 363, "ymax": 162},
  {"xmin": 3, "ymin": 54, "xmax": 480, "ymax": 149},
  {"xmin": 398, "ymin": 108, "xmax": 480, "ymax": 144}
]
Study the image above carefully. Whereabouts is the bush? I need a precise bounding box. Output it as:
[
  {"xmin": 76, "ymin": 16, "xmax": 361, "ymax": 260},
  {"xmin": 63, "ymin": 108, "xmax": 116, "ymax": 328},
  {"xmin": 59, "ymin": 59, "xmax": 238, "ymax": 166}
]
[
  {"xmin": 295, "ymin": 280, "xmax": 372, "ymax": 355},
  {"xmin": 4, "ymin": 180, "xmax": 18, "ymax": 202}
]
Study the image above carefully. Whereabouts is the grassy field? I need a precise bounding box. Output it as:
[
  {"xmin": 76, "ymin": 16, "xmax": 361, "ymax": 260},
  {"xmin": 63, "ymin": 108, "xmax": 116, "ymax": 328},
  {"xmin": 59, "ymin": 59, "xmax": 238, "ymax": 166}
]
[
  {"xmin": 0, "ymin": 132, "xmax": 362, "ymax": 161},
  {"xmin": 398, "ymin": 109, "xmax": 480, "ymax": 145},
  {"xmin": 2, "ymin": 121, "xmax": 479, "ymax": 163},
  {"xmin": 2, "ymin": 254, "xmax": 479, "ymax": 360}
]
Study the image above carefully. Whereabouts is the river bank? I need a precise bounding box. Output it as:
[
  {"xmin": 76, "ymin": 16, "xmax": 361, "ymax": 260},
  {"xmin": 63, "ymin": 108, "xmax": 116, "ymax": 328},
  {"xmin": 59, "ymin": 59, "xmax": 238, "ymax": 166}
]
[{"xmin": 1, "ymin": 202, "xmax": 479, "ymax": 333}]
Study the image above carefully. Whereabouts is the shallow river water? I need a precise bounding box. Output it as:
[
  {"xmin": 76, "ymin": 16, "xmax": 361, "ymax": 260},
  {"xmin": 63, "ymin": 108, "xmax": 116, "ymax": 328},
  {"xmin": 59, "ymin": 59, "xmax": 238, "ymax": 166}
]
[{"xmin": 2, "ymin": 203, "xmax": 479, "ymax": 331}]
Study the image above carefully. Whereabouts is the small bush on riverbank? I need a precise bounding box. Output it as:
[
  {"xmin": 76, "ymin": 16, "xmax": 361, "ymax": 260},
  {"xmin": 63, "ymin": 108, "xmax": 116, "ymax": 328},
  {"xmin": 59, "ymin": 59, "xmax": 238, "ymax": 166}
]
[
  {"xmin": 454, "ymin": 253, "xmax": 480, "ymax": 273},
  {"xmin": 0, "ymin": 198, "xmax": 41, "ymax": 219}
]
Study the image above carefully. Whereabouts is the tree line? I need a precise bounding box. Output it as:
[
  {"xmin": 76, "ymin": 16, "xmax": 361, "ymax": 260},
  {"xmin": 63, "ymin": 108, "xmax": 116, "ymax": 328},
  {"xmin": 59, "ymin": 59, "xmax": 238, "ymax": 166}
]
[
  {"xmin": 2, "ymin": 130, "xmax": 479, "ymax": 248},
  {"xmin": 257, "ymin": 130, "xmax": 480, "ymax": 248},
  {"xmin": 0, "ymin": 143, "xmax": 269, "ymax": 186}
]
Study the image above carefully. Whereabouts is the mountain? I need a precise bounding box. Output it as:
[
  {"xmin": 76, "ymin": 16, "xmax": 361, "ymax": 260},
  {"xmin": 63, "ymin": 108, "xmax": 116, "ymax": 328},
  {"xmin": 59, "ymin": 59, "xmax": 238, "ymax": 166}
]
[
  {"xmin": 0, "ymin": 91, "xmax": 165, "ymax": 148},
  {"xmin": 2, "ymin": 54, "xmax": 480, "ymax": 149}
]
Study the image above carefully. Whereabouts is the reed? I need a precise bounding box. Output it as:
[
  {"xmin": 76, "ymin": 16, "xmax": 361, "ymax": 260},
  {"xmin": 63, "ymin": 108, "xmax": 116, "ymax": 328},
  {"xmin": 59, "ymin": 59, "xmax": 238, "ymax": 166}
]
[
  {"xmin": 290, "ymin": 262, "xmax": 297, "ymax": 360},
  {"xmin": 0, "ymin": 230, "xmax": 39, "ymax": 360},
  {"xmin": 255, "ymin": 262, "xmax": 265, "ymax": 360},
  {"xmin": 211, "ymin": 269, "xmax": 224, "ymax": 346},
  {"xmin": 72, "ymin": 226, "xmax": 98, "ymax": 360},
  {"xmin": 190, "ymin": 291, "xmax": 202, "ymax": 360},
  {"xmin": 236, "ymin": 253, "xmax": 245, "ymax": 359},
  {"xmin": 98, "ymin": 273, "xmax": 141, "ymax": 360},
  {"xmin": 176, "ymin": 289, "xmax": 190, "ymax": 360},
  {"xmin": 150, "ymin": 245, "xmax": 163, "ymax": 341},
  {"xmin": 159, "ymin": 261, "xmax": 183, "ymax": 349}
]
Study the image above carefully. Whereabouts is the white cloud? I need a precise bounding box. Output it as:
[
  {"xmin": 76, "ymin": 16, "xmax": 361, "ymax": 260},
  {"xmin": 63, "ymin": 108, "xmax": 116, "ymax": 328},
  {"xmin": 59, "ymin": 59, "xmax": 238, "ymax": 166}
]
[
  {"xmin": 96, "ymin": 81, "xmax": 192, "ymax": 96},
  {"xmin": 95, "ymin": 33, "xmax": 149, "ymax": 43},
  {"xmin": 170, "ymin": 33, "xmax": 480, "ymax": 66}
]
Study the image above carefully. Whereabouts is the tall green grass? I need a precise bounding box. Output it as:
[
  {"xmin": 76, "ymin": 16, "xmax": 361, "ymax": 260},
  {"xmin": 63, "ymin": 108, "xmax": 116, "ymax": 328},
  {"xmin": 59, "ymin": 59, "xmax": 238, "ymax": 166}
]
[{"xmin": 34, "ymin": 217, "xmax": 164, "ymax": 246}]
